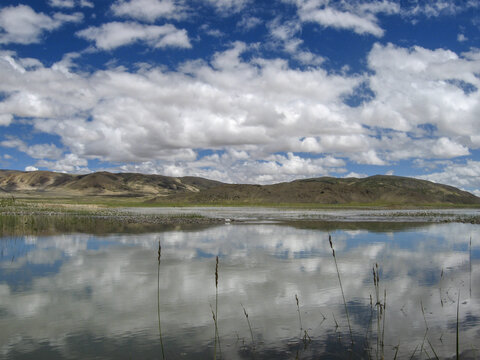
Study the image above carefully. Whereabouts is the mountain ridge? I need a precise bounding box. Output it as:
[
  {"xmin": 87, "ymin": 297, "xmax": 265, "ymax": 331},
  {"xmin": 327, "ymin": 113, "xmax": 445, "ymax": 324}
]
[{"xmin": 0, "ymin": 169, "xmax": 479, "ymax": 206}]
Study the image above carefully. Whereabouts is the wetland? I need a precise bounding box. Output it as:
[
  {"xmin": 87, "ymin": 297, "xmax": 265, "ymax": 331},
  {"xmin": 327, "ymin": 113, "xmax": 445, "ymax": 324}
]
[{"xmin": 1, "ymin": 207, "xmax": 479, "ymax": 359}]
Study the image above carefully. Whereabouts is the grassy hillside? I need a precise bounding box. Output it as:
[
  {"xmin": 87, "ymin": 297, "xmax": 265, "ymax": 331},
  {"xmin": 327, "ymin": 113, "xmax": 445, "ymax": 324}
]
[
  {"xmin": 0, "ymin": 170, "xmax": 221, "ymax": 197},
  {"xmin": 1, "ymin": 170, "xmax": 479, "ymax": 207},
  {"xmin": 156, "ymin": 175, "xmax": 480, "ymax": 206}
]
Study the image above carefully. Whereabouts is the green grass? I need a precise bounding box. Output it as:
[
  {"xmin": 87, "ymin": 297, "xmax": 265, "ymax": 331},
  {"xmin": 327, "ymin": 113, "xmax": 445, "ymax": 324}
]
[{"xmin": 4, "ymin": 192, "xmax": 480, "ymax": 209}]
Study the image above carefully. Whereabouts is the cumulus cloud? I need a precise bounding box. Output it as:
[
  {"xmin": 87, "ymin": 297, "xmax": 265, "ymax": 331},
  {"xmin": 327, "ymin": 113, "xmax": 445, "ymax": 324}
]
[
  {"xmin": 203, "ymin": 0, "xmax": 251, "ymax": 14},
  {"xmin": 76, "ymin": 22, "xmax": 191, "ymax": 50},
  {"xmin": 0, "ymin": 5, "xmax": 83, "ymax": 45},
  {"xmin": 362, "ymin": 44, "xmax": 480, "ymax": 146},
  {"xmin": 0, "ymin": 137, "xmax": 63, "ymax": 159},
  {"xmin": 457, "ymin": 33, "xmax": 467, "ymax": 42},
  {"xmin": 34, "ymin": 153, "xmax": 90, "ymax": 173},
  {"xmin": 49, "ymin": 0, "xmax": 75, "ymax": 8},
  {"xmin": 111, "ymin": 0, "xmax": 185, "ymax": 22},
  {"xmin": 290, "ymin": 0, "xmax": 400, "ymax": 37},
  {"xmin": 290, "ymin": 0, "xmax": 478, "ymax": 38},
  {"xmin": 0, "ymin": 41, "xmax": 479, "ymax": 184},
  {"xmin": 268, "ymin": 18, "xmax": 324, "ymax": 65},
  {"xmin": 299, "ymin": 7, "xmax": 385, "ymax": 37},
  {"xmin": 419, "ymin": 160, "xmax": 480, "ymax": 194},
  {"xmin": 237, "ymin": 15, "xmax": 262, "ymax": 31}
]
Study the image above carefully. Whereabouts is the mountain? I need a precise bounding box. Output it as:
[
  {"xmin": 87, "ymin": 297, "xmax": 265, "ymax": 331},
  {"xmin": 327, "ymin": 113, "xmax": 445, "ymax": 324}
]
[
  {"xmin": 156, "ymin": 175, "xmax": 480, "ymax": 205},
  {"xmin": 1, "ymin": 170, "xmax": 479, "ymax": 206},
  {"xmin": 0, "ymin": 170, "xmax": 221, "ymax": 197}
]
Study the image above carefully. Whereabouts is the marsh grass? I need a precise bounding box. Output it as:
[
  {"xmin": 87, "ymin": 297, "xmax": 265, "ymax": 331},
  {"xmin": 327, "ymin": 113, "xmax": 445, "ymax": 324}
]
[
  {"xmin": 456, "ymin": 291, "xmax": 460, "ymax": 360},
  {"xmin": 157, "ymin": 241, "xmax": 166, "ymax": 360},
  {"xmin": 213, "ymin": 256, "xmax": 222, "ymax": 360},
  {"xmin": 329, "ymin": 234, "xmax": 354, "ymax": 349},
  {"xmin": 241, "ymin": 303, "xmax": 255, "ymax": 358}
]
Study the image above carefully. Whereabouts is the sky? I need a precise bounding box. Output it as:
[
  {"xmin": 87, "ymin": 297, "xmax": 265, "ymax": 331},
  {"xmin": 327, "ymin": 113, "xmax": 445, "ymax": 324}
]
[{"xmin": 0, "ymin": 0, "xmax": 479, "ymax": 194}]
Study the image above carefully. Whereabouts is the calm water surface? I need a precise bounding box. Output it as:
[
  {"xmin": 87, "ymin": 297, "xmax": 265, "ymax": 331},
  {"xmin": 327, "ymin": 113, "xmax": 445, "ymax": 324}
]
[{"xmin": 0, "ymin": 216, "xmax": 479, "ymax": 359}]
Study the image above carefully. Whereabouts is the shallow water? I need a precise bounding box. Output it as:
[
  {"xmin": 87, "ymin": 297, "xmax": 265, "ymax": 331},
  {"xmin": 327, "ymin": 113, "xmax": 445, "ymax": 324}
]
[
  {"xmin": 0, "ymin": 219, "xmax": 479, "ymax": 359},
  {"xmin": 124, "ymin": 206, "xmax": 480, "ymax": 222}
]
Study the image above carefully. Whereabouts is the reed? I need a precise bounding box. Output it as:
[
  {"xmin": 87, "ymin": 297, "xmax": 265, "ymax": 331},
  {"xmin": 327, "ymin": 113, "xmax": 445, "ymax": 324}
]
[
  {"xmin": 295, "ymin": 294, "xmax": 303, "ymax": 332},
  {"xmin": 470, "ymin": 237, "xmax": 472, "ymax": 298},
  {"xmin": 372, "ymin": 263, "xmax": 381, "ymax": 360},
  {"xmin": 418, "ymin": 300, "xmax": 430, "ymax": 357},
  {"xmin": 427, "ymin": 338, "xmax": 440, "ymax": 360},
  {"xmin": 381, "ymin": 288, "xmax": 386, "ymax": 359},
  {"xmin": 241, "ymin": 303, "xmax": 255, "ymax": 358},
  {"xmin": 213, "ymin": 256, "xmax": 222, "ymax": 360},
  {"xmin": 328, "ymin": 234, "xmax": 354, "ymax": 348},
  {"xmin": 157, "ymin": 241, "xmax": 166, "ymax": 360},
  {"xmin": 456, "ymin": 291, "xmax": 460, "ymax": 360}
]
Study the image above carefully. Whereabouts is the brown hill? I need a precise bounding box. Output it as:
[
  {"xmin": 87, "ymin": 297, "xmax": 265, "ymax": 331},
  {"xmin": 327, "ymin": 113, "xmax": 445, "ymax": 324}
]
[
  {"xmin": 159, "ymin": 175, "xmax": 480, "ymax": 205},
  {"xmin": 0, "ymin": 170, "xmax": 479, "ymax": 206},
  {"xmin": 0, "ymin": 170, "xmax": 221, "ymax": 197}
]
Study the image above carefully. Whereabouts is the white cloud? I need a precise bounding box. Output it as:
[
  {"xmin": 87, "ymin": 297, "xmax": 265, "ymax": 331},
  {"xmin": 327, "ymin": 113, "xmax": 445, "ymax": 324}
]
[
  {"xmin": 35, "ymin": 153, "xmax": 90, "ymax": 173},
  {"xmin": 298, "ymin": 7, "xmax": 384, "ymax": 37},
  {"xmin": 48, "ymin": 0, "xmax": 75, "ymax": 8},
  {"xmin": 268, "ymin": 18, "xmax": 324, "ymax": 65},
  {"xmin": 76, "ymin": 22, "xmax": 191, "ymax": 50},
  {"xmin": 0, "ymin": 42, "xmax": 479, "ymax": 183},
  {"xmin": 419, "ymin": 160, "xmax": 480, "ymax": 194},
  {"xmin": 289, "ymin": 0, "xmax": 401, "ymax": 37},
  {"xmin": 457, "ymin": 33, "xmax": 467, "ymax": 42},
  {"xmin": 402, "ymin": 1, "xmax": 479, "ymax": 18},
  {"xmin": 0, "ymin": 113, "xmax": 13, "ymax": 126},
  {"xmin": 25, "ymin": 166, "xmax": 39, "ymax": 172},
  {"xmin": 0, "ymin": 5, "xmax": 83, "ymax": 45},
  {"xmin": 290, "ymin": 0, "xmax": 478, "ymax": 38},
  {"xmin": 111, "ymin": 0, "xmax": 185, "ymax": 22},
  {"xmin": 344, "ymin": 172, "xmax": 367, "ymax": 178},
  {"xmin": 362, "ymin": 43, "xmax": 480, "ymax": 145},
  {"xmin": 116, "ymin": 151, "xmax": 346, "ymax": 184},
  {"xmin": 237, "ymin": 16, "xmax": 262, "ymax": 31},
  {"xmin": 80, "ymin": 0, "xmax": 94, "ymax": 8},
  {"xmin": 203, "ymin": 0, "xmax": 251, "ymax": 14},
  {"xmin": 1, "ymin": 137, "xmax": 63, "ymax": 159}
]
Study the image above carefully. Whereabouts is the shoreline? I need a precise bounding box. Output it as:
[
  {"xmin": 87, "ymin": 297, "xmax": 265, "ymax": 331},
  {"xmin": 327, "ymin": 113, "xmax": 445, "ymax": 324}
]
[{"xmin": 2, "ymin": 203, "xmax": 480, "ymax": 225}]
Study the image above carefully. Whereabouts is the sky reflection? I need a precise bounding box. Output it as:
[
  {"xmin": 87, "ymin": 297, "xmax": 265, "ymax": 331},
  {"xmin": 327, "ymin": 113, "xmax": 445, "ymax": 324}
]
[{"xmin": 0, "ymin": 222, "xmax": 479, "ymax": 359}]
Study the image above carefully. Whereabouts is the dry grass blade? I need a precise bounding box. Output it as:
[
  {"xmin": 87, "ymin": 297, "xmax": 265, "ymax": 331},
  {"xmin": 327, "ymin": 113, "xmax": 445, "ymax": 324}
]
[
  {"xmin": 295, "ymin": 294, "xmax": 303, "ymax": 332},
  {"xmin": 457, "ymin": 291, "xmax": 460, "ymax": 360},
  {"xmin": 241, "ymin": 304, "xmax": 255, "ymax": 358},
  {"xmin": 157, "ymin": 241, "xmax": 166, "ymax": 360},
  {"xmin": 214, "ymin": 256, "xmax": 222, "ymax": 360},
  {"xmin": 427, "ymin": 338, "xmax": 440, "ymax": 360},
  {"xmin": 329, "ymin": 234, "xmax": 354, "ymax": 348}
]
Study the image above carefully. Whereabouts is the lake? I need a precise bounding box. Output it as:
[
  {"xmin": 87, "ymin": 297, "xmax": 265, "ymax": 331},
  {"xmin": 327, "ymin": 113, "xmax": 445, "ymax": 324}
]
[{"xmin": 0, "ymin": 208, "xmax": 479, "ymax": 359}]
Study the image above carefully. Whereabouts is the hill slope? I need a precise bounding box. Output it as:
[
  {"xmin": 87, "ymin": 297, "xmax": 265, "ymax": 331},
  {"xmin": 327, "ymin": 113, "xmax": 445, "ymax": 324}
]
[
  {"xmin": 0, "ymin": 170, "xmax": 221, "ymax": 197},
  {"xmin": 159, "ymin": 175, "xmax": 480, "ymax": 205},
  {"xmin": 1, "ymin": 170, "xmax": 479, "ymax": 206}
]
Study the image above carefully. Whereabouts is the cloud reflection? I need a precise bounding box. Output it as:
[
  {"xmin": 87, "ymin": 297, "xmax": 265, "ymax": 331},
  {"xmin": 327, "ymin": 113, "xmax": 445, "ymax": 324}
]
[{"xmin": 0, "ymin": 222, "xmax": 479, "ymax": 359}]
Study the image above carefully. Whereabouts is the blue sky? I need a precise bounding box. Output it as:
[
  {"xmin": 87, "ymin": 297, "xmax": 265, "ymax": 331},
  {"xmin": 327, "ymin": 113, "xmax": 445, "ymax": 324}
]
[{"xmin": 0, "ymin": 0, "xmax": 479, "ymax": 194}]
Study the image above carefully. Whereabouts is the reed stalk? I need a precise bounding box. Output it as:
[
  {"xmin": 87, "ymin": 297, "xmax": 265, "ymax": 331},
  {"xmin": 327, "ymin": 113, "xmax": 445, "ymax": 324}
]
[
  {"xmin": 157, "ymin": 241, "xmax": 166, "ymax": 360},
  {"xmin": 213, "ymin": 256, "xmax": 222, "ymax": 360},
  {"xmin": 241, "ymin": 304, "xmax": 255, "ymax": 358},
  {"xmin": 295, "ymin": 294, "xmax": 303, "ymax": 332},
  {"xmin": 393, "ymin": 343, "xmax": 399, "ymax": 360},
  {"xmin": 470, "ymin": 237, "xmax": 472, "ymax": 298},
  {"xmin": 329, "ymin": 235, "xmax": 354, "ymax": 348},
  {"xmin": 456, "ymin": 291, "xmax": 460, "ymax": 360},
  {"xmin": 381, "ymin": 289, "xmax": 386, "ymax": 359},
  {"xmin": 427, "ymin": 338, "xmax": 440, "ymax": 360},
  {"xmin": 373, "ymin": 264, "xmax": 380, "ymax": 360},
  {"xmin": 409, "ymin": 344, "xmax": 418, "ymax": 360}
]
